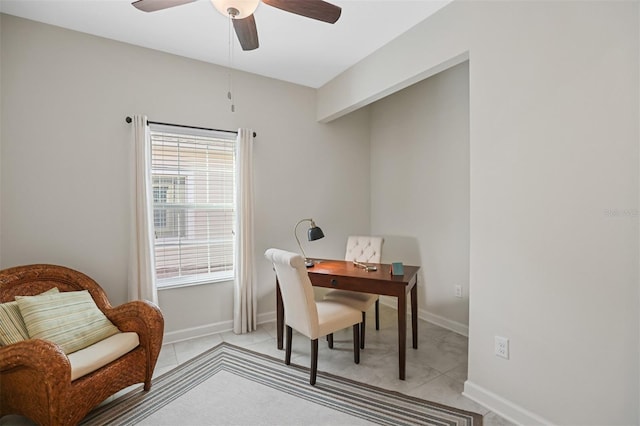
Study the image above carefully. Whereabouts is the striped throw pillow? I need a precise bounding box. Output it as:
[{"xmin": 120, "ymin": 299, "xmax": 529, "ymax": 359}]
[
  {"xmin": 0, "ymin": 287, "xmax": 59, "ymax": 346},
  {"xmin": 16, "ymin": 290, "xmax": 120, "ymax": 354}
]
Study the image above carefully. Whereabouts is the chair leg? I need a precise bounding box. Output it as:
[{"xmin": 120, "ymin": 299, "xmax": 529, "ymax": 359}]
[
  {"xmin": 352, "ymin": 324, "xmax": 360, "ymax": 364},
  {"xmin": 285, "ymin": 326, "xmax": 292, "ymax": 365},
  {"xmin": 360, "ymin": 312, "xmax": 366, "ymax": 349},
  {"xmin": 375, "ymin": 299, "xmax": 380, "ymax": 330},
  {"xmin": 328, "ymin": 333, "xmax": 334, "ymax": 349},
  {"xmin": 310, "ymin": 339, "xmax": 318, "ymax": 385}
]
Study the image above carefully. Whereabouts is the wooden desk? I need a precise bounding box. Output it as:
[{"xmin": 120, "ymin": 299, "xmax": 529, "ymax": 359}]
[{"xmin": 276, "ymin": 259, "xmax": 420, "ymax": 380}]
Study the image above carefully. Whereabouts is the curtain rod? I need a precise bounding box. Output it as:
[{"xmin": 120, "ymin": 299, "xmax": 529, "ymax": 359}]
[{"xmin": 125, "ymin": 116, "xmax": 257, "ymax": 138}]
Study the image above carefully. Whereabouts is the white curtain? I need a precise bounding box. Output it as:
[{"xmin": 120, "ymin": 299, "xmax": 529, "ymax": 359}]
[
  {"xmin": 128, "ymin": 115, "xmax": 158, "ymax": 304},
  {"xmin": 233, "ymin": 128, "xmax": 256, "ymax": 334}
]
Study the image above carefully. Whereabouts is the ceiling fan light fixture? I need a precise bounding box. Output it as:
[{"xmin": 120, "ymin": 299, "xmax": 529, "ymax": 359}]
[{"xmin": 211, "ymin": 0, "xmax": 260, "ymax": 19}]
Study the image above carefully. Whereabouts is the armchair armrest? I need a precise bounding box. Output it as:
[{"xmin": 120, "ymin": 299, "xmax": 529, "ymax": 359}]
[
  {"xmin": 105, "ymin": 300, "xmax": 163, "ymax": 337},
  {"xmin": 1, "ymin": 339, "xmax": 70, "ymax": 376},
  {"xmin": 104, "ymin": 300, "xmax": 164, "ymax": 384},
  {"xmin": 0, "ymin": 338, "xmax": 72, "ymax": 391}
]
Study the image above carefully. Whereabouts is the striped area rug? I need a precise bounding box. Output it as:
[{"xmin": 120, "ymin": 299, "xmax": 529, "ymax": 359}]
[{"xmin": 82, "ymin": 343, "xmax": 482, "ymax": 426}]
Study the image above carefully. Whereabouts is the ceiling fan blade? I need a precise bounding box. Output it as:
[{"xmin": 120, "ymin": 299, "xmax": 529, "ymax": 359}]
[
  {"xmin": 233, "ymin": 14, "xmax": 259, "ymax": 51},
  {"xmin": 262, "ymin": 0, "xmax": 341, "ymax": 24},
  {"xmin": 131, "ymin": 0, "xmax": 197, "ymax": 13}
]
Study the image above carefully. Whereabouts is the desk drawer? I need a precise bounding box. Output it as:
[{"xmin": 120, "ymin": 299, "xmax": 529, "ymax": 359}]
[
  {"xmin": 308, "ymin": 273, "xmax": 339, "ymax": 288},
  {"xmin": 309, "ymin": 274, "xmax": 404, "ymax": 297}
]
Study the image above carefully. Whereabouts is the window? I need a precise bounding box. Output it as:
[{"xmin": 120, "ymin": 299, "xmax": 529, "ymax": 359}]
[
  {"xmin": 153, "ymin": 176, "xmax": 186, "ymax": 238},
  {"xmin": 149, "ymin": 123, "xmax": 236, "ymax": 288}
]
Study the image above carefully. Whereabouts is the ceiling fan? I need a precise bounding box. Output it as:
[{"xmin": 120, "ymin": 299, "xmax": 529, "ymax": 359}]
[{"xmin": 131, "ymin": 0, "xmax": 342, "ymax": 51}]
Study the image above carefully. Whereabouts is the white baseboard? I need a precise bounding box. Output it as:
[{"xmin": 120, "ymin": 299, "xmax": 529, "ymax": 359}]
[
  {"xmin": 163, "ymin": 311, "xmax": 277, "ymax": 345},
  {"xmin": 164, "ymin": 302, "xmax": 468, "ymax": 344},
  {"xmin": 419, "ymin": 309, "xmax": 468, "ymax": 337},
  {"xmin": 257, "ymin": 310, "xmax": 276, "ymax": 325},
  {"xmin": 163, "ymin": 320, "xmax": 233, "ymax": 344},
  {"xmin": 378, "ymin": 296, "xmax": 469, "ymax": 337},
  {"xmin": 463, "ymin": 380, "xmax": 552, "ymax": 425}
]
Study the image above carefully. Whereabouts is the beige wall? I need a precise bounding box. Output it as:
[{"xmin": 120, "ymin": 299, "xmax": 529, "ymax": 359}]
[
  {"xmin": 370, "ymin": 61, "xmax": 470, "ymax": 334},
  {"xmin": 319, "ymin": 1, "xmax": 639, "ymax": 424},
  {"xmin": 0, "ymin": 14, "xmax": 371, "ymax": 337},
  {"xmin": 3, "ymin": 2, "xmax": 639, "ymax": 423}
]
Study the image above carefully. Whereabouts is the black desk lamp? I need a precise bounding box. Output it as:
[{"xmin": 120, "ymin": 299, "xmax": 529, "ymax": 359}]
[{"xmin": 294, "ymin": 218, "xmax": 325, "ymax": 267}]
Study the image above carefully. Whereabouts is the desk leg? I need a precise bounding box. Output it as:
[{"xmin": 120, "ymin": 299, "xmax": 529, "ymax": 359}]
[
  {"xmin": 398, "ymin": 292, "xmax": 406, "ymax": 380},
  {"xmin": 411, "ymin": 283, "xmax": 418, "ymax": 349},
  {"xmin": 276, "ymin": 279, "xmax": 284, "ymax": 350}
]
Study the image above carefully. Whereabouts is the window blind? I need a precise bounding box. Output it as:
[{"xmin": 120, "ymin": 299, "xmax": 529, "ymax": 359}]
[{"xmin": 149, "ymin": 123, "xmax": 236, "ymax": 287}]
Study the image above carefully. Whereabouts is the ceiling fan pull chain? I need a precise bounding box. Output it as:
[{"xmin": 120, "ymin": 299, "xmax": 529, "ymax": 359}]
[{"xmin": 227, "ymin": 11, "xmax": 235, "ymax": 113}]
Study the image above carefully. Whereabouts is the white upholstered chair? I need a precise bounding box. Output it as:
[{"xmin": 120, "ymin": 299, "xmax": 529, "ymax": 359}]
[
  {"xmin": 323, "ymin": 236, "xmax": 384, "ymax": 349},
  {"xmin": 265, "ymin": 248, "xmax": 362, "ymax": 385}
]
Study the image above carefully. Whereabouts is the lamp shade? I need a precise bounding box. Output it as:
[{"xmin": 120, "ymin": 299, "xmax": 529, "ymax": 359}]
[{"xmin": 308, "ymin": 225, "xmax": 324, "ymax": 241}]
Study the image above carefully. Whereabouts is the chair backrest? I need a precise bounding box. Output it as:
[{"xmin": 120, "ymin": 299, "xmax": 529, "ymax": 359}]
[
  {"xmin": 0, "ymin": 264, "xmax": 111, "ymax": 309},
  {"xmin": 264, "ymin": 248, "xmax": 318, "ymax": 339},
  {"xmin": 344, "ymin": 236, "xmax": 384, "ymax": 263}
]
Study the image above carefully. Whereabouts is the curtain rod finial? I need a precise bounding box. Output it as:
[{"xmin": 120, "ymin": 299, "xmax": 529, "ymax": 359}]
[{"xmin": 126, "ymin": 116, "xmax": 132, "ymax": 123}]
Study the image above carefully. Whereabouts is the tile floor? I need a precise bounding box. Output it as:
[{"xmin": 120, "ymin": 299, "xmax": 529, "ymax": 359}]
[
  {"xmin": 1, "ymin": 304, "xmax": 514, "ymax": 425},
  {"xmin": 153, "ymin": 304, "xmax": 513, "ymax": 426}
]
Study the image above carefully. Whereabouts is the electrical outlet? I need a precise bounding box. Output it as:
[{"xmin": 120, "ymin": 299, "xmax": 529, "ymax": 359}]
[
  {"xmin": 455, "ymin": 285, "xmax": 463, "ymax": 298},
  {"xmin": 495, "ymin": 336, "xmax": 509, "ymax": 359}
]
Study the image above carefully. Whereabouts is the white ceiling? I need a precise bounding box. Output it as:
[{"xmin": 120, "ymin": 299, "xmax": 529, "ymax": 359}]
[{"xmin": 0, "ymin": 0, "xmax": 451, "ymax": 88}]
